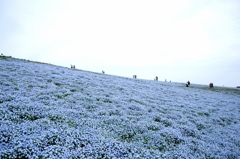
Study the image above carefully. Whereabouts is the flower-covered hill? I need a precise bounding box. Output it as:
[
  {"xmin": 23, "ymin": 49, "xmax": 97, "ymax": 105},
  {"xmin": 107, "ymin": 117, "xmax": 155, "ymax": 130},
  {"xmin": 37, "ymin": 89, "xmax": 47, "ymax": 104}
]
[{"xmin": 0, "ymin": 56, "xmax": 240, "ymax": 158}]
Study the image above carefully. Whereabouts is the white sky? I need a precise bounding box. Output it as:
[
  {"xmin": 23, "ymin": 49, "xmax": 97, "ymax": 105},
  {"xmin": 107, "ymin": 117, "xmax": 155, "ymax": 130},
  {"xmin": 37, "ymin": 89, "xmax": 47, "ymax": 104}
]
[{"xmin": 1, "ymin": 0, "xmax": 240, "ymax": 87}]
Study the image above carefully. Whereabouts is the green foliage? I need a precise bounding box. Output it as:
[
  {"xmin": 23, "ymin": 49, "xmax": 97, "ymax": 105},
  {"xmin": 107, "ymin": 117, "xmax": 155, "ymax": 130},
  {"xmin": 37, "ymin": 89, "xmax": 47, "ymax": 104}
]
[
  {"xmin": 54, "ymin": 82, "xmax": 61, "ymax": 86},
  {"xmin": 198, "ymin": 112, "xmax": 210, "ymax": 117},
  {"xmin": 147, "ymin": 125, "xmax": 159, "ymax": 131},
  {"xmin": 103, "ymin": 99, "xmax": 112, "ymax": 103},
  {"xmin": 55, "ymin": 93, "xmax": 70, "ymax": 99},
  {"xmin": 19, "ymin": 112, "xmax": 43, "ymax": 121},
  {"xmin": 153, "ymin": 116, "xmax": 172, "ymax": 127},
  {"xmin": 0, "ymin": 55, "xmax": 11, "ymax": 60},
  {"xmin": 120, "ymin": 132, "xmax": 136, "ymax": 142},
  {"xmin": 49, "ymin": 115, "xmax": 65, "ymax": 123},
  {"xmin": 70, "ymin": 89, "xmax": 77, "ymax": 92},
  {"xmin": 196, "ymin": 123, "xmax": 206, "ymax": 130}
]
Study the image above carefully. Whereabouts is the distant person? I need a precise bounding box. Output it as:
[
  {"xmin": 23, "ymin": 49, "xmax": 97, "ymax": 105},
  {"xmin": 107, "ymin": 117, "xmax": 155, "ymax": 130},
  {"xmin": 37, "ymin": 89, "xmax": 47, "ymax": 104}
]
[
  {"xmin": 102, "ymin": 70, "xmax": 105, "ymax": 74},
  {"xmin": 209, "ymin": 83, "xmax": 213, "ymax": 88},
  {"xmin": 154, "ymin": 76, "xmax": 158, "ymax": 81}
]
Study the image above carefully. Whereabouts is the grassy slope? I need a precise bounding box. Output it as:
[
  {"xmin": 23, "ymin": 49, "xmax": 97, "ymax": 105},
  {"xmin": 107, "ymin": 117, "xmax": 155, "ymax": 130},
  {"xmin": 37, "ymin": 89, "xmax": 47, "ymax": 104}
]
[{"xmin": 0, "ymin": 56, "xmax": 240, "ymax": 158}]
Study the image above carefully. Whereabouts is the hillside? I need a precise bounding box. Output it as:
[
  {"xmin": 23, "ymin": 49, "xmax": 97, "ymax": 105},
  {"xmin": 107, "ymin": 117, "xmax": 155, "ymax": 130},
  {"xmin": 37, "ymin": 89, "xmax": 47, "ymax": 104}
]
[{"xmin": 0, "ymin": 56, "xmax": 240, "ymax": 158}]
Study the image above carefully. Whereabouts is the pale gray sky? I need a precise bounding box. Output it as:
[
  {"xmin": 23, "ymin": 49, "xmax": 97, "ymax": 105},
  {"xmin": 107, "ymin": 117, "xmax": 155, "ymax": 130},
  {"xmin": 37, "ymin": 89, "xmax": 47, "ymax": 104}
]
[{"xmin": 1, "ymin": 0, "xmax": 240, "ymax": 87}]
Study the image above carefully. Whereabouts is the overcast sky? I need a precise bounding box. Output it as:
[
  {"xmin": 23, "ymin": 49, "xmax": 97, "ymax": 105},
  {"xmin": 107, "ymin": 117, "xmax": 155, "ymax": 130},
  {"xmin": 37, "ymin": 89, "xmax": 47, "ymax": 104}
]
[{"xmin": 1, "ymin": 0, "xmax": 240, "ymax": 87}]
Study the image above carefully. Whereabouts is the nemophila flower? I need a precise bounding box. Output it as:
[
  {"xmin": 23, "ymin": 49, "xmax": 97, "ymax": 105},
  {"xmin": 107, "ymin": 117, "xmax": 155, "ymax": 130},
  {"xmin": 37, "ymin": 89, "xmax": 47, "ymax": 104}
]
[{"xmin": 0, "ymin": 57, "xmax": 240, "ymax": 158}]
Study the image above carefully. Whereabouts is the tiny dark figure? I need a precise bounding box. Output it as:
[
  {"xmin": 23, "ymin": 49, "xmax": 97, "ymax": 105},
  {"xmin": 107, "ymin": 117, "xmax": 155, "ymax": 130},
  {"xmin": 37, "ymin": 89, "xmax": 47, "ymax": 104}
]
[
  {"xmin": 70, "ymin": 65, "xmax": 75, "ymax": 69},
  {"xmin": 102, "ymin": 70, "xmax": 105, "ymax": 74},
  {"xmin": 154, "ymin": 76, "xmax": 158, "ymax": 81},
  {"xmin": 133, "ymin": 75, "xmax": 137, "ymax": 79},
  {"xmin": 209, "ymin": 83, "xmax": 213, "ymax": 88},
  {"xmin": 186, "ymin": 80, "xmax": 190, "ymax": 87}
]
